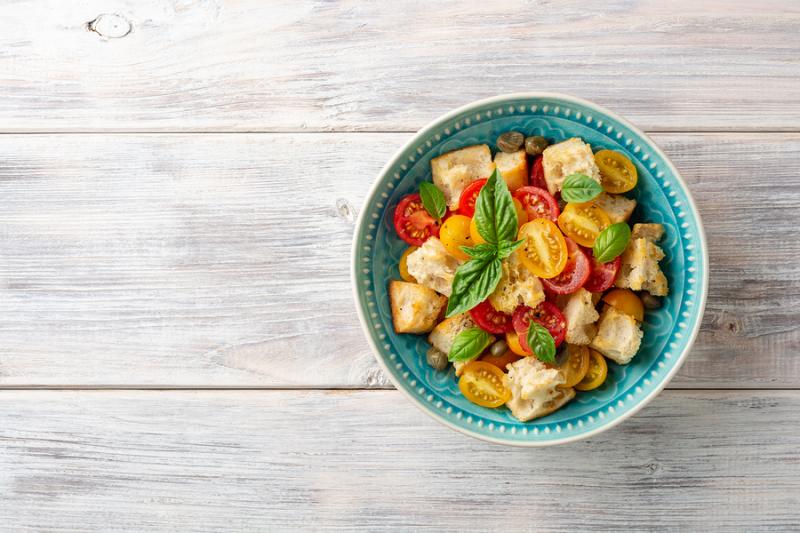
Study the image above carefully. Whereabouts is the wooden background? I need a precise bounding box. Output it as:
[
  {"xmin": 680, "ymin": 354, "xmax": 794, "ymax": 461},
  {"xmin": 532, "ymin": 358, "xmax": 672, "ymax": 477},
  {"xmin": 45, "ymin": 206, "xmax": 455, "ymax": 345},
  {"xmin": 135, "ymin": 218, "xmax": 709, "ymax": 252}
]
[{"xmin": 1, "ymin": 1, "xmax": 798, "ymax": 531}]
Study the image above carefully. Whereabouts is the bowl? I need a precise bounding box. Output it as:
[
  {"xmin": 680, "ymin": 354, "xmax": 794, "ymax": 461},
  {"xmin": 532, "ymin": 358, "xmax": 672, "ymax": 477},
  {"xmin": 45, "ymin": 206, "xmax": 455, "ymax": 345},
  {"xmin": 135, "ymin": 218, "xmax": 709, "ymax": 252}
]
[{"xmin": 351, "ymin": 93, "xmax": 707, "ymax": 446}]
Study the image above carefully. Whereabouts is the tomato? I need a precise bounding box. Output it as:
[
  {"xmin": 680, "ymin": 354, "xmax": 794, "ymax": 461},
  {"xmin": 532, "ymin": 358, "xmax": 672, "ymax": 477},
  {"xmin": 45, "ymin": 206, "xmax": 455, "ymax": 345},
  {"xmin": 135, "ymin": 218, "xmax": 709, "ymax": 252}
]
[
  {"xmin": 458, "ymin": 361, "xmax": 512, "ymax": 408},
  {"xmin": 480, "ymin": 350, "xmax": 522, "ymax": 371},
  {"xmin": 469, "ymin": 300, "xmax": 513, "ymax": 334},
  {"xmin": 512, "ymin": 301, "xmax": 567, "ymax": 349},
  {"xmin": 457, "ymin": 178, "xmax": 488, "ymax": 217},
  {"xmin": 393, "ymin": 193, "xmax": 440, "ymax": 246},
  {"xmin": 530, "ymin": 156, "xmax": 547, "ymax": 189},
  {"xmin": 595, "ymin": 150, "xmax": 638, "ymax": 193},
  {"xmin": 603, "ymin": 288, "xmax": 645, "ymax": 321},
  {"xmin": 513, "ymin": 186, "xmax": 560, "ymax": 223},
  {"xmin": 440, "ymin": 214, "xmax": 474, "ymax": 261},
  {"xmin": 584, "ymin": 254, "xmax": 621, "ymax": 293},
  {"xmin": 557, "ymin": 201, "xmax": 611, "ymax": 247},
  {"xmin": 517, "ymin": 219, "xmax": 568, "ymax": 279},
  {"xmin": 398, "ymin": 246, "xmax": 418, "ymax": 282},
  {"xmin": 506, "ymin": 331, "xmax": 531, "ymax": 356},
  {"xmin": 540, "ymin": 237, "xmax": 590, "ymax": 294},
  {"xmin": 469, "ymin": 216, "xmax": 486, "ymax": 246},
  {"xmin": 575, "ymin": 349, "xmax": 608, "ymax": 391},
  {"xmin": 556, "ymin": 344, "xmax": 591, "ymax": 388},
  {"xmin": 512, "ymin": 198, "xmax": 528, "ymax": 226}
]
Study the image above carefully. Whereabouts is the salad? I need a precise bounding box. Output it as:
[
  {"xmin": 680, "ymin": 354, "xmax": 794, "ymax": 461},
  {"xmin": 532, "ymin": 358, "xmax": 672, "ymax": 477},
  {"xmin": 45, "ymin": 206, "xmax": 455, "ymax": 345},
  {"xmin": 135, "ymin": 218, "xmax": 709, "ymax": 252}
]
[{"xmin": 389, "ymin": 132, "xmax": 669, "ymax": 422}]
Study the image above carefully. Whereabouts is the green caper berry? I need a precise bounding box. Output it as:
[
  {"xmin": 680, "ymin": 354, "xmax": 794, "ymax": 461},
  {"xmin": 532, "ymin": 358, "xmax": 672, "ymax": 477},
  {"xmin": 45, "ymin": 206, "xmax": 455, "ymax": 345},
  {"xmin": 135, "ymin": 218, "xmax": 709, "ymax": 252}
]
[
  {"xmin": 489, "ymin": 339, "xmax": 508, "ymax": 357},
  {"xmin": 524, "ymin": 135, "xmax": 549, "ymax": 156},
  {"xmin": 426, "ymin": 347, "xmax": 448, "ymax": 371},
  {"xmin": 497, "ymin": 131, "xmax": 524, "ymax": 153},
  {"xmin": 639, "ymin": 292, "xmax": 663, "ymax": 310}
]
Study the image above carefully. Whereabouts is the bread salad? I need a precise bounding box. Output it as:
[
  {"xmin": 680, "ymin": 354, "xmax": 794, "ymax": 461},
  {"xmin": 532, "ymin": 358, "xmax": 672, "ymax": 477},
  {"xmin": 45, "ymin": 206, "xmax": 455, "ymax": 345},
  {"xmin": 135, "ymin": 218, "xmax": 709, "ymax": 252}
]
[{"xmin": 389, "ymin": 132, "xmax": 669, "ymax": 422}]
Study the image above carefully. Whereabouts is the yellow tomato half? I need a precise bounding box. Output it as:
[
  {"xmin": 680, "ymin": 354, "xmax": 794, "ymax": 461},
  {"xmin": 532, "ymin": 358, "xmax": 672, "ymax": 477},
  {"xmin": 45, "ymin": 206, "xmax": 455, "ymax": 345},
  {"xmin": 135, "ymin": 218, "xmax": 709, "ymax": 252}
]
[
  {"xmin": 506, "ymin": 331, "xmax": 531, "ymax": 356},
  {"xmin": 458, "ymin": 361, "xmax": 512, "ymax": 408},
  {"xmin": 602, "ymin": 288, "xmax": 644, "ymax": 322},
  {"xmin": 595, "ymin": 150, "xmax": 638, "ymax": 193},
  {"xmin": 440, "ymin": 215, "xmax": 474, "ymax": 261},
  {"xmin": 512, "ymin": 198, "xmax": 528, "ymax": 227},
  {"xmin": 398, "ymin": 246, "xmax": 418, "ymax": 282},
  {"xmin": 517, "ymin": 219, "xmax": 568, "ymax": 278},
  {"xmin": 469, "ymin": 217, "xmax": 486, "ymax": 246},
  {"xmin": 575, "ymin": 349, "xmax": 608, "ymax": 391},
  {"xmin": 557, "ymin": 202, "xmax": 611, "ymax": 248},
  {"xmin": 557, "ymin": 344, "xmax": 591, "ymax": 388}
]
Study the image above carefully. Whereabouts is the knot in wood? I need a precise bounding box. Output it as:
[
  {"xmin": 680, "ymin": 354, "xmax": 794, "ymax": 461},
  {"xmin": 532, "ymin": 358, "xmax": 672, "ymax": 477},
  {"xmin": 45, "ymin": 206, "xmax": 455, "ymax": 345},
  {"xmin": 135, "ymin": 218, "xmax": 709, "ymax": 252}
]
[{"xmin": 87, "ymin": 14, "xmax": 132, "ymax": 39}]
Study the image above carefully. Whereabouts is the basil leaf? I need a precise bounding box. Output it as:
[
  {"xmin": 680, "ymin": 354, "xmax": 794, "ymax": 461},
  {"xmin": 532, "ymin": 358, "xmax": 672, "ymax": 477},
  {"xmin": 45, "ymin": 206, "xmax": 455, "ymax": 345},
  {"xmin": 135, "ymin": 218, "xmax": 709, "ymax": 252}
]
[
  {"xmin": 445, "ymin": 256, "xmax": 503, "ymax": 317},
  {"xmin": 593, "ymin": 222, "xmax": 631, "ymax": 263},
  {"xmin": 496, "ymin": 238, "xmax": 524, "ymax": 260},
  {"xmin": 459, "ymin": 243, "xmax": 498, "ymax": 261},
  {"xmin": 526, "ymin": 323, "xmax": 556, "ymax": 364},
  {"xmin": 560, "ymin": 173, "xmax": 603, "ymax": 203},
  {"xmin": 448, "ymin": 327, "xmax": 492, "ymax": 362},
  {"xmin": 474, "ymin": 169, "xmax": 518, "ymax": 245},
  {"xmin": 419, "ymin": 182, "xmax": 446, "ymax": 221}
]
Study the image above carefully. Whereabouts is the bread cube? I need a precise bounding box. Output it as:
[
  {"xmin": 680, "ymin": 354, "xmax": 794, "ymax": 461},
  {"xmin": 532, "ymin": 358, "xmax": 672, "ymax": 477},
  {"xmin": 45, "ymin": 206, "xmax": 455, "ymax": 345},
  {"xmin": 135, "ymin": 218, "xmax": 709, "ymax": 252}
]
[
  {"xmin": 615, "ymin": 238, "xmax": 669, "ymax": 296},
  {"xmin": 504, "ymin": 357, "xmax": 575, "ymax": 422},
  {"xmin": 431, "ymin": 144, "xmax": 494, "ymax": 209},
  {"xmin": 562, "ymin": 288, "xmax": 600, "ymax": 345},
  {"xmin": 631, "ymin": 223, "xmax": 665, "ymax": 242},
  {"xmin": 389, "ymin": 280, "xmax": 447, "ymax": 334},
  {"xmin": 589, "ymin": 305, "xmax": 643, "ymax": 364},
  {"xmin": 405, "ymin": 237, "xmax": 460, "ymax": 296},
  {"xmin": 593, "ymin": 193, "xmax": 637, "ymax": 224},
  {"xmin": 493, "ymin": 149, "xmax": 528, "ymax": 192},
  {"xmin": 488, "ymin": 251, "xmax": 545, "ymax": 314},
  {"xmin": 542, "ymin": 138, "xmax": 601, "ymax": 196}
]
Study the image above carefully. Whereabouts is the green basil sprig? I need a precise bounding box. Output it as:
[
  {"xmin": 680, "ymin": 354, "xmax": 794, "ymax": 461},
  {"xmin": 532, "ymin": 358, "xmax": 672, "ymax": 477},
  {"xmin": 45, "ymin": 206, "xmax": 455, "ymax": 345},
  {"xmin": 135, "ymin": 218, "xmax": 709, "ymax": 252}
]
[
  {"xmin": 445, "ymin": 169, "xmax": 521, "ymax": 318},
  {"xmin": 593, "ymin": 222, "xmax": 631, "ymax": 263},
  {"xmin": 419, "ymin": 182, "xmax": 446, "ymax": 221},
  {"xmin": 526, "ymin": 323, "xmax": 556, "ymax": 364},
  {"xmin": 560, "ymin": 173, "xmax": 603, "ymax": 203},
  {"xmin": 448, "ymin": 327, "xmax": 493, "ymax": 362}
]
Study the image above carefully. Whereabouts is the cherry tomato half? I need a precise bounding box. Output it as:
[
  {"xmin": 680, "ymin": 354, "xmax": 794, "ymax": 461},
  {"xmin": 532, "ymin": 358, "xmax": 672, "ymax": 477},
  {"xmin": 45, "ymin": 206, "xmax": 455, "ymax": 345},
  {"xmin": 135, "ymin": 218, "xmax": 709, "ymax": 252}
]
[
  {"xmin": 575, "ymin": 349, "xmax": 608, "ymax": 391},
  {"xmin": 506, "ymin": 331, "xmax": 531, "ymax": 356},
  {"xmin": 393, "ymin": 193, "xmax": 440, "ymax": 246},
  {"xmin": 557, "ymin": 201, "xmax": 611, "ymax": 248},
  {"xmin": 602, "ymin": 288, "xmax": 645, "ymax": 322},
  {"xmin": 556, "ymin": 344, "xmax": 591, "ymax": 388},
  {"xmin": 458, "ymin": 361, "xmax": 512, "ymax": 408},
  {"xmin": 513, "ymin": 186, "xmax": 560, "ymax": 223},
  {"xmin": 540, "ymin": 237, "xmax": 591, "ymax": 295},
  {"xmin": 512, "ymin": 301, "xmax": 567, "ymax": 349},
  {"xmin": 469, "ymin": 300, "xmax": 514, "ymax": 334},
  {"xmin": 530, "ymin": 156, "xmax": 547, "ymax": 189},
  {"xmin": 457, "ymin": 178, "xmax": 488, "ymax": 217},
  {"xmin": 398, "ymin": 246, "xmax": 418, "ymax": 282},
  {"xmin": 584, "ymin": 254, "xmax": 621, "ymax": 293},
  {"xmin": 517, "ymin": 219, "xmax": 568, "ymax": 279},
  {"xmin": 440, "ymin": 214, "xmax": 474, "ymax": 261},
  {"xmin": 595, "ymin": 150, "xmax": 637, "ymax": 194}
]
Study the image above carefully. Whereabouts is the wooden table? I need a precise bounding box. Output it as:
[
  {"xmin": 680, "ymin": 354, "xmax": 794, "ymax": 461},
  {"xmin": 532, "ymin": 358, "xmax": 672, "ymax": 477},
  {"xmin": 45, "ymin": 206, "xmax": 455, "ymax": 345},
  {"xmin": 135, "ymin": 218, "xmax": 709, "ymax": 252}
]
[{"xmin": 1, "ymin": 1, "xmax": 799, "ymax": 531}]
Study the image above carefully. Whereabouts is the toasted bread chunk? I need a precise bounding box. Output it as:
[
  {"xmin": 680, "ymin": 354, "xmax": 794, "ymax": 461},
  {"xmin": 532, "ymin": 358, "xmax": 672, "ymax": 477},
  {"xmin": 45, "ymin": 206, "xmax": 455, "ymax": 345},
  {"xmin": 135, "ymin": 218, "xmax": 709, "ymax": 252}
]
[
  {"xmin": 615, "ymin": 238, "xmax": 669, "ymax": 296},
  {"xmin": 405, "ymin": 237, "xmax": 460, "ymax": 296},
  {"xmin": 631, "ymin": 223, "xmax": 665, "ymax": 242},
  {"xmin": 593, "ymin": 192, "xmax": 636, "ymax": 224},
  {"xmin": 562, "ymin": 288, "xmax": 600, "ymax": 345},
  {"xmin": 589, "ymin": 305, "xmax": 643, "ymax": 364},
  {"xmin": 504, "ymin": 357, "xmax": 575, "ymax": 422},
  {"xmin": 488, "ymin": 251, "xmax": 546, "ymax": 314},
  {"xmin": 493, "ymin": 149, "xmax": 528, "ymax": 192},
  {"xmin": 431, "ymin": 144, "xmax": 494, "ymax": 209},
  {"xmin": 389, "ymin": 280, "xmax": 447, "ymax": 334},
  {"xmin": 542, "ymin": 138, "xmax": 601, "ymax": 196}
]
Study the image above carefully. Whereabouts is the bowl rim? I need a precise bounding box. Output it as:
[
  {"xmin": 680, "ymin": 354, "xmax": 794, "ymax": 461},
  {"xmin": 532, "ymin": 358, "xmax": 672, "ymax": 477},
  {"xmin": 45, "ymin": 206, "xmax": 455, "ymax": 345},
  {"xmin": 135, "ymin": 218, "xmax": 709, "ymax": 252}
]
[{"xmin": 350, "ymin": 92, "xmax": 708, "ymax": 446}]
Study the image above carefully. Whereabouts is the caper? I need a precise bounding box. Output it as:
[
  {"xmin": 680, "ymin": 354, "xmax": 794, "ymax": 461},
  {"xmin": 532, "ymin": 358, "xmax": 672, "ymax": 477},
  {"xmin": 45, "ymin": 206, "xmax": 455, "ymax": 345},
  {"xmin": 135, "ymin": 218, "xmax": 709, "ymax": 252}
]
[
  {"xmin": 489, "ymin": 339, "xmax": 508, "ymax": 357},
  {"xmin": 497, "ymin": 131, "xmax": 524, "ymax": 153},
  {"xmin": 524, "ymin": 135, "xmax": 549, "ymax": 156},
  {"xmin": 639, "ymin": 292, "xmax": 663, "ymax": 310},
  {"xmin": 426, "ymin": 347, "xmax": 448, "ymax": 370}
]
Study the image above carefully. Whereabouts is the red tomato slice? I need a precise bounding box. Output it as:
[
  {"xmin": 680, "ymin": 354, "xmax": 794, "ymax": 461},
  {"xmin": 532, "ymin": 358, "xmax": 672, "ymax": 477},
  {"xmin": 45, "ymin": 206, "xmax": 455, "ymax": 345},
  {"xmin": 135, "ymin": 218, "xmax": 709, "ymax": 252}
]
[
  {"xmin": 530, "ymin": 156, "xmax": 547, "ymax": 189},
  {"xmin": 469, "ymin": 300, "xmax": 513, "ymax": 334},
  {"xmin": 513, "ymin": 186, "xmax": 560, "ymax": 223},
  {"xmin": 393, "ymin": 193, "xmax": 440, "ymax": 246},
  {"xmin": 540, "ymin": 237, "xmax": 591, "ymax": 295},
  {"xmin": 584, "ymin": 254, "xmax": 622, "ymax": 293},
  {"xmin": 512, "ymin": 301, "xmax": 567, "ymax": 349},
  {"xmin": 457, "ymin": 178, "xmax": 488, "ymax": 217}
]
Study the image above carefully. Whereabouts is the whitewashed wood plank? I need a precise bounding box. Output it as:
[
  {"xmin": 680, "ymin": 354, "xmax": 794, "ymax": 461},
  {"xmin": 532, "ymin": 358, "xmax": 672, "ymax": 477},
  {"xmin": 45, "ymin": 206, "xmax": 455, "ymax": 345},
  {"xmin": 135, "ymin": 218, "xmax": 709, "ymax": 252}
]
[
  {"xmin": 0, "ymin": 389, "xmax": 798, "ymax": 532},
  {"xmin": 0, "ymin": 0, "xmax": 798, "ymax": 132},
  {"xmin": 0, "ymin": 133, "xmax": 798, "ymax": 387}
]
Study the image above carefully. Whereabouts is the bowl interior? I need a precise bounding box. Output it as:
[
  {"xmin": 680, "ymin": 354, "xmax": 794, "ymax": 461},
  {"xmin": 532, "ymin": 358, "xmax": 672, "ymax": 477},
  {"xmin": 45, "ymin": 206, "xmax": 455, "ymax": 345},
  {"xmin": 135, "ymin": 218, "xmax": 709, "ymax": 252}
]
[{"xmin": 353, "ymin": 95, "xmax": 705, "ymax": 444}]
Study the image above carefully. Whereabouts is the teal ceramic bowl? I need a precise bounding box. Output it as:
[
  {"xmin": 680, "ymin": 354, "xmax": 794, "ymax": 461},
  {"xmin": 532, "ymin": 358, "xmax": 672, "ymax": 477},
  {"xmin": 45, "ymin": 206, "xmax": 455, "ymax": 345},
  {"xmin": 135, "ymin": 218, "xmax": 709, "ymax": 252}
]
[{"xmin": 351, "ymin": 93, "xmax": 707, "ymax": 446}]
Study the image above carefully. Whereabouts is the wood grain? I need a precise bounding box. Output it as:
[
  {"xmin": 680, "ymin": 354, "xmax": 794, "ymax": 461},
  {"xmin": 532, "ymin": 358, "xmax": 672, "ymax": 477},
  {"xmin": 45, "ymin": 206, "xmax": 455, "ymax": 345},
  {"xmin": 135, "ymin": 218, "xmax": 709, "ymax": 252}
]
[
  {"xmin": 0, "ymin": 389, "xmax": 798, "ymax": 532},
  {"xmin": 0, "ymin": 0, "xmax": 798, "ymax": 132},
  {"xmin": 0, "ymin": 133, "xmax": 797, "ymax": 388}
]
